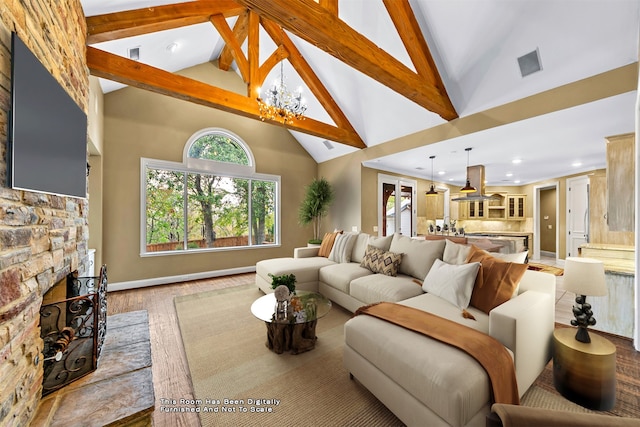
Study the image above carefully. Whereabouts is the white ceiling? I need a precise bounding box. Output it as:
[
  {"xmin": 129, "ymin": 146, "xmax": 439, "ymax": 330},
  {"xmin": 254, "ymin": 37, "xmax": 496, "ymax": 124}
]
[{"xmin": 81, "ymin": 0, "xmax": 640, "ymax": 186}]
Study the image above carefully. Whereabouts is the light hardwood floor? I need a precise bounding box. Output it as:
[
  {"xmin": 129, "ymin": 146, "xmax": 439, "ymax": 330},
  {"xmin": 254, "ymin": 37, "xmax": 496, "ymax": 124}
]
[{"xmin": 103, "ymin": 260, "xmax": 611, "ymax": 427}]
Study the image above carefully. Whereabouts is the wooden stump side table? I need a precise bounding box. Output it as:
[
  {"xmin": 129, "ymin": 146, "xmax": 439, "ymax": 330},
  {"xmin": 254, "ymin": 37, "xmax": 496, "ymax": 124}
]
[
  {"xmin": 553, "ymin": 328, "xmax": 616, "ymax": 410},
  {"xmin": 251, "ymin": 291, "xmax": 331, "ymax": 355}
]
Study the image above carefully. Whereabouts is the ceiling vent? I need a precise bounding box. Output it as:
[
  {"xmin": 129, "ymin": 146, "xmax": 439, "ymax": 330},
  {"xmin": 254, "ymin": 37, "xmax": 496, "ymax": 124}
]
[
  {"xmin": 128, "ymin": 47, "xmax": 140, "ymax": 61},
  {"xmin": 322, "ymin": 140, "xmax": 334, "ymax": 150},
  {"xmin": 517, "ymin": 48, "xmax": 542, "ymax": 77}
]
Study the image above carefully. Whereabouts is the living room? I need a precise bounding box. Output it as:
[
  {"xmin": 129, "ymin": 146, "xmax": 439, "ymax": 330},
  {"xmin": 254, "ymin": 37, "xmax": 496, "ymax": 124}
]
[{"xmin": 1, "ymin": 1, "xmax": 639, "ymax": 426}]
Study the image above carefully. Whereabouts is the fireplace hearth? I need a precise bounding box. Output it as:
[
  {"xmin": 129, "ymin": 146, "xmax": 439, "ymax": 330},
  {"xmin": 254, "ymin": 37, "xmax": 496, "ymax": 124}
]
[{"xmin": 39, "ymin": 265, "xmax": 107, "ymax": 396}]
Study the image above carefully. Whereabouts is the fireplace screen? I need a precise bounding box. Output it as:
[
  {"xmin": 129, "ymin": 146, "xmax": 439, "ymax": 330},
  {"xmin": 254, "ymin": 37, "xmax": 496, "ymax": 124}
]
[{"xmin": 40, "ymin": 265, "xmax": 107, "ymax": 396}]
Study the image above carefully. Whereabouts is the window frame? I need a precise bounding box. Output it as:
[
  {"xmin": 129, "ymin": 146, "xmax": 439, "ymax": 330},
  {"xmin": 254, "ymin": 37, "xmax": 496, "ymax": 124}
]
[{"xmin": 140, "ymin": 129, "xmax": 280, "ymax": 256}]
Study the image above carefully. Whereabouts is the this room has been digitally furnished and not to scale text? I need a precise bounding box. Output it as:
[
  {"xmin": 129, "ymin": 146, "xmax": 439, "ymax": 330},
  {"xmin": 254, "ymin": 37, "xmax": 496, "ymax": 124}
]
[{"xmin": 2, "ymin": 1, "xmax": 640, "ymax": 426}]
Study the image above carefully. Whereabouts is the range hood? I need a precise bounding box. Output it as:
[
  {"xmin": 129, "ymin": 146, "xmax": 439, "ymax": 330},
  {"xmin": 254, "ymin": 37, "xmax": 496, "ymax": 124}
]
[{"xmin": 451, "ymin": 165, "xmax": 500, "ymax": 201}]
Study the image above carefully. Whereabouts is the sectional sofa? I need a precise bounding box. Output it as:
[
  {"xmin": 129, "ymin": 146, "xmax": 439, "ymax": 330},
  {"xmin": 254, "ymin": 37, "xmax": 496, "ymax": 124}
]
[{"xmin": 255, "ymin": 232, "xmax": 556, "ymax": 427}]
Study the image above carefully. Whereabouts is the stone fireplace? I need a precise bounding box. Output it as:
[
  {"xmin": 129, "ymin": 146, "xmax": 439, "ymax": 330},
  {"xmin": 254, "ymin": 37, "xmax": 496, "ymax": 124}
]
[{"xmin": 0, "ymin": 1, "xmax": 89, "ymax": 425}]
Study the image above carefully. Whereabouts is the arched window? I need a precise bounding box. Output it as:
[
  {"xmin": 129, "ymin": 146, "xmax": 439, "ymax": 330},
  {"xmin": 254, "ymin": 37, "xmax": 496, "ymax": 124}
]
[{"xmin": 141, "ymin": 129, "xmax": 279, "ymax": 255}]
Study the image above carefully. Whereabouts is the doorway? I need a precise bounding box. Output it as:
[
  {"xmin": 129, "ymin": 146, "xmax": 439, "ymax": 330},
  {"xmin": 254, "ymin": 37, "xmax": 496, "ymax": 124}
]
[
  {"xmin": 378, "ymin": 174, "xmax": 417, "ymax": 237},
  {"xmin": 533, "ymin": 182, "xmax": 559, "ymax": 260},
  {"xmin": 565, "ymin": 175, "xmax": 590, "ymax": 258}
]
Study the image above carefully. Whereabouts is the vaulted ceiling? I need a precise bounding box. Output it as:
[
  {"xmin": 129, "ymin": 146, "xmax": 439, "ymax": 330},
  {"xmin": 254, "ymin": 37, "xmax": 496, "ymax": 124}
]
[{"xmin": 81, "ymin": 0, "xmax": 639, "ymax": 186}]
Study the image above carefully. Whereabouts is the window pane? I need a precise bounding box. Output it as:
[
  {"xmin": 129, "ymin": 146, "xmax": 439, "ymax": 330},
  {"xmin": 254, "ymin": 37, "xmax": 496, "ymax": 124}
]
[
  {"xmin": 145, "ymin": 168, "xmax": 185, "ymax": 252},
  {"xmin": 188, "ymin": 133, "xmax": 249, "ymax": 165},
  {"xmin": 186, "ymin": 172, "xmax": 249, "ymax": 249},
  {"xmin": 251, "ymin": 180, "xmax": 276, "ymax": 245}
]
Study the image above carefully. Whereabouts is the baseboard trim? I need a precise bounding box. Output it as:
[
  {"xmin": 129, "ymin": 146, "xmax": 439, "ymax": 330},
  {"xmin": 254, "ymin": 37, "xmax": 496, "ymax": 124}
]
[{"xmin": 108, "ymin": 266, "xmax": 256, "ymax": 292}]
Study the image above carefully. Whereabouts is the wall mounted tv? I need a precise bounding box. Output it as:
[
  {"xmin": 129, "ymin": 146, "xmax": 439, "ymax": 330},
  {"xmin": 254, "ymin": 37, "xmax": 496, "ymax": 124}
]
[{"xmin": 8, "ymin": 32, "xmax": 87, "ymax": 199}]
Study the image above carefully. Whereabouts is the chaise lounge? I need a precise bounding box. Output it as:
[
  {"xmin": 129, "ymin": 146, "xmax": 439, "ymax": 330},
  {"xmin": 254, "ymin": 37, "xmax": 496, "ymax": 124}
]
[{"xmin": 256, "ymin": 232, "xmax": 556, "ymax": 427}]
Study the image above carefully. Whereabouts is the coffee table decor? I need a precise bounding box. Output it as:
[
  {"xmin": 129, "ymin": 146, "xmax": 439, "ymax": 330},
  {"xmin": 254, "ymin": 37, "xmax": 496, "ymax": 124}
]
[{"xmin": 251, "ymin": 290, "xmax": 331, "ymax": 354}]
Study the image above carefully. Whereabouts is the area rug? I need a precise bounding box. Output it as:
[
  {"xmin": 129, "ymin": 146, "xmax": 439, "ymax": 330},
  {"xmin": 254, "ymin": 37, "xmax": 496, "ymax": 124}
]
[
  {"xmin": 175, "ymin": 285, "xmax": 601, "ymax": 427},
  {"xmin": 527, "ymin": 262, "xmax": 564, "ymax": 276}
]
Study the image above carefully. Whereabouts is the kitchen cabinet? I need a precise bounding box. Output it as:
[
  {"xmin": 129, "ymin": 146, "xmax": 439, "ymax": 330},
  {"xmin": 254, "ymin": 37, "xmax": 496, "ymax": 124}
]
[
  {"xmin": 486, "ymin": 193, "xmax": 506, "ymax": 220},
  {"xmin": 467, "ymin": 200, "xmax": 485, "ymax": 219},
  {"xmin": 425, "ymin": 192, "xmax": 445, "ymax": 220},
  {"xmin": 606, "ymin": 133, "xmax": 634, "ymax": 232},
  {"xmin": 450, "ymin": 193, "xmax": 467, "ymax": 220},
  {"xmin": 507, "ymin": 194, "xmax": 526, "ymax": 220}
]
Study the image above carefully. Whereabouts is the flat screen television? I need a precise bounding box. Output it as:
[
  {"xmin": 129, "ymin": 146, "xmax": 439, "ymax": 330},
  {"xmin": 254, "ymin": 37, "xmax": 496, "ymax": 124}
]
[{"xmin": 8, "ymin": 32, "xmax": 87, "ymax": 199}]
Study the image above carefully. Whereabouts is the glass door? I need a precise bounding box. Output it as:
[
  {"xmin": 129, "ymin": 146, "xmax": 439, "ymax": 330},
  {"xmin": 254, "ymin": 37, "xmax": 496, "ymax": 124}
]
[{"xmin": 378, "ymin": 174, "xmax": 416, "ymax": 237}]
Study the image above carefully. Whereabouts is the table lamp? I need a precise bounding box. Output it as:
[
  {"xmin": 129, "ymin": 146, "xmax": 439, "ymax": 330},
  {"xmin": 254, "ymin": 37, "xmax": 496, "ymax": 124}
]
[{"xmin": 562, "ymin": 257, "xmax": 607, "ymax": 343}]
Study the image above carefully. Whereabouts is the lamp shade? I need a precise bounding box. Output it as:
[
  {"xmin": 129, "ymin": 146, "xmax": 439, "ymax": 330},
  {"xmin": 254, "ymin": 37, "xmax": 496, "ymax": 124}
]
[{"xmin": 562, "ymin": 257, "xmax": 607, "ymax": 296}]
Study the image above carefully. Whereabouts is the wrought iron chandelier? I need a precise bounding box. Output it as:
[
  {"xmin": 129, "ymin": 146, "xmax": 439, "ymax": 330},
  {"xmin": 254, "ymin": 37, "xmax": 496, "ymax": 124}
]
[{"xmin": 257, "ymin": 61, "xmax": 307, "ymax": 125}]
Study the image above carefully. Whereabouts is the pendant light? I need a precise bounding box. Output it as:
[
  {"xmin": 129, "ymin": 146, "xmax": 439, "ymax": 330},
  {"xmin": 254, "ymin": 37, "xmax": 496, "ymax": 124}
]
[
  {"xmin": 426, "ymin": 155, "xmax": 438, "ymax": 196},
  {"xmin": 460, "ymin": 147, "xmax": 477, "ymax": 193}
]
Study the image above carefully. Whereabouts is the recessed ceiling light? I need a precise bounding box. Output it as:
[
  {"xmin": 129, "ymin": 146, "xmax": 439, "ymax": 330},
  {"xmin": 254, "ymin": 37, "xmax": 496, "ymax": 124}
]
[
  {"xmin": 512, "ymin": 159, "xmax": 522, "ymax": 164},
  {"xmin": 505, "ymin": 172, "xmax": 513, "ymax": 177},
  {"xmin": 438, "ymin": 170, "xmax": 445, "ymax": 175},
  {"xmin": 166, "ymin": 42, "xmax": 179, "ymax": 53},
  {"xmin": 514, "ymin": 180, "xmax": 521, "ymax": 184},
  {"xmin": 572, "ymin": 161, "xmax": 582, "ymax": 167}
]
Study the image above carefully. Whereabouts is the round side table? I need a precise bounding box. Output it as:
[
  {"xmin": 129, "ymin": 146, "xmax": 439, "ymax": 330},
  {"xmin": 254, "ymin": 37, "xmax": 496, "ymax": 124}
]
[{"xmin": 553, "ymin": 327, "xmax": 616, "ymax": 410}]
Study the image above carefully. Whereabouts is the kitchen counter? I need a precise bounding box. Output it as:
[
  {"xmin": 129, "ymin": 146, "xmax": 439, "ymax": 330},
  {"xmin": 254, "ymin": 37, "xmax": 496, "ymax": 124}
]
[
  {"xmin": 578, "ymin": 243, "xmax": 634, "ymax": 275},
  {"xmin": 465, "ymin": 233, "xmax": 530, "ymax": 255}
]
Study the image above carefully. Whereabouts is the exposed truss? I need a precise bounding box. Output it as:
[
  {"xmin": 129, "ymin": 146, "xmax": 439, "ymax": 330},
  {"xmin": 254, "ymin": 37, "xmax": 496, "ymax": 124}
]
[{"xmin": 85, "ymin": 0, "xmax": 457, "ymax": 149}]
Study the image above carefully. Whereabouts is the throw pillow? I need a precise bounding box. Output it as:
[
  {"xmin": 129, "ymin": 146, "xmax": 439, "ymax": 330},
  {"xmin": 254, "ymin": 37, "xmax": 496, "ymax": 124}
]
[
  {"xmin": 466, "ymin": 245, "xmax": 528, "ymax": 314},
  {"xmin": 422, "ymin": 259, "xmax": 480, "ymax": 309},
  {"xmin": 443, "ymin": 239, "xmax": 472, "ymax": 265},
  {"xmin": 329, "ymin": 232, "xmax": 357, "ymax": 263},
  {"xmin": 360, "ymin": 245, "xmax": 403, "ymax": 276},
  {"xmin": 318, "ymin": 231, "xmax": 341, "ymax": 257}
]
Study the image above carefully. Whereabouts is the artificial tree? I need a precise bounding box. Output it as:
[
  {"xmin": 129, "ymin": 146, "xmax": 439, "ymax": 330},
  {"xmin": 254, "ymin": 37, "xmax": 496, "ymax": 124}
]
[{"xmin": 298, "ymin": 177, "xmax": 334, "ymax": 244}]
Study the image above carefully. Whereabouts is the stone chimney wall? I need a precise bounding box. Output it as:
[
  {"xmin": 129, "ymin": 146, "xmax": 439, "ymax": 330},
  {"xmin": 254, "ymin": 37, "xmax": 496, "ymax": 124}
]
[{"xmin": 0, "ymin": 2, "xmax": 89, "ymax": 426}]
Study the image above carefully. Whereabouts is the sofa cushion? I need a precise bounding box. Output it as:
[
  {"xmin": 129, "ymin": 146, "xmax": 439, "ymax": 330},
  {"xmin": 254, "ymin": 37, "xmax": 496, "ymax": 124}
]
[
  {"xmin": 318, "ymin": 231, "xmax": 341, "ymax": 257},
  {"xmin": 350, "ymin": 233, "xmax": 370, "ymax": 263},
  {"xmin": 388, "ymin": 233, "xmax": 445, "ymax": 280},
  {"xmin": 256, "ymin": 257, "xmax": 335, "ymax": 286},
  {"xmin": 422, "ymin": 259, "xmax": 480, "ymax": 309},
  {"xmin": 319, "ymin": 262, "xmax": 373, "ymax": 293},
  {"xmin": 443, "ymin": 239, "xmax": 472, "ymax": 264},
  {"xmin": 329, "ymin": 232, "xmax": 357, "ymax": 263},
  {"xmin": 360, "ymin": 245, "xmax": 403, "ymax": 276},
  {"xmin": 349, "ymin": 274, "xmax": 423, "ymax": 305},
  {"xmin": 466, "ymin": 246, "xmax": 528, "ymax": 314},
  {"xmin": 400, "ymin": 293, "xmax": 489, "ymax": 333},
  {"xmin": 368, "ymin": 234, "xmax": 394, "ymax": 251},
  {"xmin": 344, "ymin": 312, "xmax": 491, "ymax": 426}
]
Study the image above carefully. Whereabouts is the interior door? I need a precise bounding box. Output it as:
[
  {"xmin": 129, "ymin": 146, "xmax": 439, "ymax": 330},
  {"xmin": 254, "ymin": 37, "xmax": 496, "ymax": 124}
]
[{"xmin": 566, "ymin": 175, "xmax": 590, "ymax": 257}]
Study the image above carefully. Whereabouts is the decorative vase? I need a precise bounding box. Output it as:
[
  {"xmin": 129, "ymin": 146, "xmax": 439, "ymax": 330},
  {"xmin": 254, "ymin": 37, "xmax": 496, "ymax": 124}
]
[{"xmin": 275, "ymin": 299, "xmax": 289, "ymax": 321}]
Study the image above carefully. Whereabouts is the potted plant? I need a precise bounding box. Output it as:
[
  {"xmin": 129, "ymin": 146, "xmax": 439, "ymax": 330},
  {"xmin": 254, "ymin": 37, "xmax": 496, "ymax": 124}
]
[
  {"xmin": 269, "ymin": 273, "xmax": 296, "ymax": 294},
  {"xmin": 298, "ymin": 177, "xmax": 334, "ymax": 245}
]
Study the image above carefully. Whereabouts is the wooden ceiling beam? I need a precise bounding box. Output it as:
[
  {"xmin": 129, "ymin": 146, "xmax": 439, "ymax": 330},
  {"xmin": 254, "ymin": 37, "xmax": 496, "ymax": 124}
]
[
  {"xmin": 86, "ymin": 47, "xmax": 365, "ymax": 148},
  {"xmin": 210, "ymin": 14, "xmax": 249, "ymax": 82},
  {"xmin": 86, "ymin": 1, "xmax": 245, "ymax": 44},
  {"xmin": 262, "ymin": 19, "xmax": 360, "ymax": 139},
  {"xmin": 235, "ymin": 0, "xmax": 458, "ymax": 120},
  {"xmin": 219, "ymin": 11, "xmax": 249, "ymax": 71}
]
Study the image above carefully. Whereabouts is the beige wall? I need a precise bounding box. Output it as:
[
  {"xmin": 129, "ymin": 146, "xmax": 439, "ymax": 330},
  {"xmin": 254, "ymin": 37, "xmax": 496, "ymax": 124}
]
[{"xmin": 102, "ymin": 62, "xmax": 317, "ymax": 283}]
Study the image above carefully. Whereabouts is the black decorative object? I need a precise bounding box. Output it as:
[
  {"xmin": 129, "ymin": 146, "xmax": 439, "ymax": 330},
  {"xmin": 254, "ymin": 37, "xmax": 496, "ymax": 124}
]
[{"xmin": 570, "ymin": 294, "xmax": 597, "ymax": 343}]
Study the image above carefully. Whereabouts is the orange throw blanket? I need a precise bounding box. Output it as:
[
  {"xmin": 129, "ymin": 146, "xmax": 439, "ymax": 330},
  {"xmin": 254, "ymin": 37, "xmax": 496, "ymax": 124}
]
[{"xmin": 355, "ymin": 302, "xmax": 520, "ymax": 405}]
